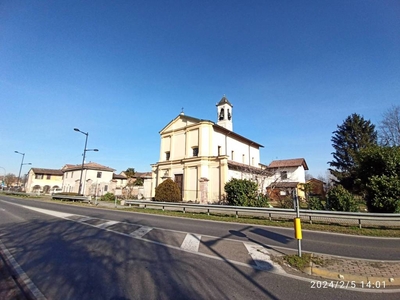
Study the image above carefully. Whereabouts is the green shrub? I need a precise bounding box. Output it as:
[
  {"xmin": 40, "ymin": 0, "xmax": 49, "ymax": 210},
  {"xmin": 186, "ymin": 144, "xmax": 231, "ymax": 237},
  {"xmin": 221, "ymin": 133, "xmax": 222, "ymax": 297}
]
[
  {"xmin": 326, "ymin": 185, "xmax": 358, "ymax": 212},
  {"xmin": 306, "ymin": 196, "xmax": 325, "ymax": 210},
  {"xmin": 155, "ymin": 178, "xmax": 181, "ymax": 202},
  {"xmin": 224, "ymin": 178, "xmax": 269, "ymax": 207},
  {"xmin": 101, "ymin": 192, "xmax": 116, "ymax": 202},
  {"xmin": 276, "ymin": 196, "xmax": 294, "ymax": 209},
  {"xmin": 365, "ymin": 175, "xmax": 400, "ymax": 213}
]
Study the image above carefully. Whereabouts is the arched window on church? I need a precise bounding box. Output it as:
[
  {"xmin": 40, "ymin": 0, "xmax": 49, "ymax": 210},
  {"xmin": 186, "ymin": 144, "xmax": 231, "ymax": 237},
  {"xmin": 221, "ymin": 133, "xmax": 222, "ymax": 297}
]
[{"xmin": 219, "ymin": 108, "xmax": 224, "ymax": 120}]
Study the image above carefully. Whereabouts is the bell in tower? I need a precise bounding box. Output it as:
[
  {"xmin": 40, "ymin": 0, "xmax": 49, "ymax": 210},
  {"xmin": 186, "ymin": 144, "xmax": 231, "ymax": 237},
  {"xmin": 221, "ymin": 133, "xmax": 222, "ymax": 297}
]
[{"xmin": 216, "ymin": 95, "xmax": 233, "ymax": 131}]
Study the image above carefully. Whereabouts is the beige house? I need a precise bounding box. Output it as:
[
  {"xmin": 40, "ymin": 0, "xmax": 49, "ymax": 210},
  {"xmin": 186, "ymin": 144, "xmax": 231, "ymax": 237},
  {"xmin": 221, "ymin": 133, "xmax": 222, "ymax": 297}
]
[
  {"xmin": 25, "ymin": 168, "xmax": 64, "ymax": 193},
  {"xmin": 62, "ymin": 162, "xmax": 116, "ymax": 196},
  {"xmin": 151, "ymin": 96, "xmax": 268, "ymax": 203}
]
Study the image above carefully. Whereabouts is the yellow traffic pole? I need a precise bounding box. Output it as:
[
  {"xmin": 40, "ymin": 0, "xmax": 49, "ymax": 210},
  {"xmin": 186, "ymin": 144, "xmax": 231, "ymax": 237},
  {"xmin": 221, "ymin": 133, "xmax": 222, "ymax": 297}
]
[
  {"xmin": 294, "ymin": 217, "xmax": 302, "ymax": 240},
  {"xmin": 293, "ymin": 189, "xmax": 302, "ymax": 257}
]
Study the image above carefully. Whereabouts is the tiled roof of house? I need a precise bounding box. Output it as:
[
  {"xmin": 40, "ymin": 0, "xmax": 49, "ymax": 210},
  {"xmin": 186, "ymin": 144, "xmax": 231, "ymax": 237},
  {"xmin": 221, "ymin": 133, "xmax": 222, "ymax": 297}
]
[
  {"xmin": 267, "ymin": 181, "xmax": 299, "ymax": 188},
  {"xmin": 307, "ymin": 178, "xmax": 325, "ymax": 184},
  {"xmin": 135, "ymin": 172, "xmax": 152, "ymax": 178},
  {"xmin": 113, "ymin": 173, "xmax": 127, "ymax": 180},
  {"xmin": 30, "ymin": 168, "xmax": 63, "ymax": 176},
  {"xmin": 63, "ymin": 162, "xmax": 115, "ymax": 172},
  {"xmin": 268, "ymin": 158, "xmax": 309, "ymax": 170},
  {"xmin": 228, "ymin": 161, "xmax": 272, "ymax": 175}
]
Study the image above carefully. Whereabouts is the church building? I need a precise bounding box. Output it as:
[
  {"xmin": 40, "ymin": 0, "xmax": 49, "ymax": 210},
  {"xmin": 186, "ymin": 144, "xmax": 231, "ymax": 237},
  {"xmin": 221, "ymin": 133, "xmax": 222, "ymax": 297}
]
[{"xmin": 151, "ymin": 96, "xmax": 269, "ymax": 203}]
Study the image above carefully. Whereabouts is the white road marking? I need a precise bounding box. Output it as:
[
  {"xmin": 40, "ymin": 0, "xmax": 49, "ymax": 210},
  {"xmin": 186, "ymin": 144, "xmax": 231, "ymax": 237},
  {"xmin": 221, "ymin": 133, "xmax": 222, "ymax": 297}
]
[
  {"xmin": 4, "ymin": 203, "xmax": 293, "ymax": 277},
  {"xmin": 75, "ymin": 216, "xmax": 94, "ymax": 222},
  {"xmin": 130, "ymin": 226, "xmax": 153, "ymax": 238},
  {"xmin": 244, "ymin": 242, "xmax": 285, "ymax": 273},
  {"xmin": 181, "ymin": 234, "xmax": 201, "ymax": 252},
  {"xmin": 96, "ymin": 220, "xmax": 119, "ymax": 229},
  {"xmin": 21, "ymin": 206, "xmax": 74, "ymax": 219},
  {"xmin": 0, "ymin": 240, "xmax": 47, "ymax": 300}
]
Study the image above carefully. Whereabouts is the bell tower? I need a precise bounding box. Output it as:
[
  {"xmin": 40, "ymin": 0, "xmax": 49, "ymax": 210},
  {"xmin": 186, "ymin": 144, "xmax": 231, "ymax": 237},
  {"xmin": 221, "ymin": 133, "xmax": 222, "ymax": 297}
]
[{"xmin": 216, "ymin": 95, "xmax": 233, "ymax": 131}]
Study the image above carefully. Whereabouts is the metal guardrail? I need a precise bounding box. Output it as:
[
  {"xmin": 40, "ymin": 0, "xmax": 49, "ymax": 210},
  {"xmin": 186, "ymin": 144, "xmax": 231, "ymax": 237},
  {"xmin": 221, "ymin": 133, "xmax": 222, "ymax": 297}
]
[
  {"xmin": 124, "ymin": 200, "xmax": 400, "ymax": 229},
  {"xmin": 0, "ymin": 191, "xmax": 41, "ymax": 197},
  {"xmin": 51, "ymin": 194, "xmax": 91, "ymax": 202},
  {"xmin": 0, "ymin": 190, "xmax": 90, "ymax": 202}
]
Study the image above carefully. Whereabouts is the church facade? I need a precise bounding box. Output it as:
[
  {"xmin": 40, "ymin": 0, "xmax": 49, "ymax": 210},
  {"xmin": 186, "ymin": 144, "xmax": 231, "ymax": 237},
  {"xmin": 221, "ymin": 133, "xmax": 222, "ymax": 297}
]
[{"xmin": 151, "ymin": 96, "xmax": 270, "ymax": 203}]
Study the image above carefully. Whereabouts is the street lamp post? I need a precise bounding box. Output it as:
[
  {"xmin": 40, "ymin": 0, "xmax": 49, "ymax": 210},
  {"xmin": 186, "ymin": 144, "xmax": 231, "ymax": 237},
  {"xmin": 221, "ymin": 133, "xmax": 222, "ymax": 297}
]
[
  {"xmin": 15, "ymin": 151, "xmax": 31, "ymax": 188},
  {"xmin": 74, "ymin": 128, "xmax": 98, "ymax": 195}
]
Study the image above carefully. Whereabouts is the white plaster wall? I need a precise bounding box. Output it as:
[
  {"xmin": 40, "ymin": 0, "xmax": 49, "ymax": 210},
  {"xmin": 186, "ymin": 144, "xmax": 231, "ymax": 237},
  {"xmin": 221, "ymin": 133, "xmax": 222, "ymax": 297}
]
[
  {"xmin": 264, "ymin": 166, "xmax": 306, "ymax": 187},
  {"xmin": 199, "ymin": 125, "xmax": 211, "ymax": 156},
  {"xmin": 208, "ymin": 165, "xmax": 220, "ymax": 201},
  {"xmin": 62, "ymin": 170, "xmax": 80, "ymax": 193},
  {"xmin": 186, "ymin": 166, "xmax": 198, "ymax": 201}
]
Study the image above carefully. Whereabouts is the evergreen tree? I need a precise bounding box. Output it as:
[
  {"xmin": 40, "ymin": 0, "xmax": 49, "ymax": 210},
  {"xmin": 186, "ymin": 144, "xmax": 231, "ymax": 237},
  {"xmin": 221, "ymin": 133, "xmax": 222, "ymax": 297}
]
[
  {"xmin": 356, "ymin": 145, "xmax": 400, "ymax": 212},
  {"xmin": 329, "ymin": 113, "xmax": 377, "ymax": 193}
]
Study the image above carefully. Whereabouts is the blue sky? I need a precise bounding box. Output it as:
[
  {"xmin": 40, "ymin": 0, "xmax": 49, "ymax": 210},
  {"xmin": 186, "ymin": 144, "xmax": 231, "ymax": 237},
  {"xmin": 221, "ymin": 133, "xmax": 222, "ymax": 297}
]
[{"xmin": 1, "ymin": 0, "xmax": 399, "ymax": 178}]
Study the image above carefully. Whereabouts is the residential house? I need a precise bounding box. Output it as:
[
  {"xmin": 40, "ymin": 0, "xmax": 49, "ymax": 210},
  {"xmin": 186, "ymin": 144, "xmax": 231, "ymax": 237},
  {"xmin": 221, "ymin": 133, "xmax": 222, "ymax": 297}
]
[
  {"xmin": 25, "ymin": 168, "xmax": 64, "ymax": 193},
  {"xmin": 120, "ymin": 171, "xmax": 152, "ymax": 199},
  {"xmin": 62, "ymin": 162, "xmax": 116, "ymax": 196},
  {"xmin": 306, "ymin": 178, "xmax": 326, "ymax": 198},
  {"xmin": 151, "ymin": 96, "xmax": 269, "ymax": 203},
  {"xmin": 265, "ymin": 158, "xmax": 309, "ymax": 201},
  {"xmin": 111, "ymin": 173, "xmax": 128, "ymax": 197}
]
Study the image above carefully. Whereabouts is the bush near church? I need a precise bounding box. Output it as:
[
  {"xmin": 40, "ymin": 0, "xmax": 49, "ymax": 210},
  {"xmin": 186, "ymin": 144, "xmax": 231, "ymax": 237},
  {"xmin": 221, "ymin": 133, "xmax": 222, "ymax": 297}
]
[
  {"xmin": 326, "ymin": 185, "xmax": 358, "ymax": 212},
  {"xmin": 101, "ymin": 192, "xmax": 116, "ymax": 202},
  {"xmin": 154, "ymin": 178, "xmax": 181, "ymax": 202},
  {"xmin": 224, "ymin": 178, "xmax": 269, "ymax": 207}
]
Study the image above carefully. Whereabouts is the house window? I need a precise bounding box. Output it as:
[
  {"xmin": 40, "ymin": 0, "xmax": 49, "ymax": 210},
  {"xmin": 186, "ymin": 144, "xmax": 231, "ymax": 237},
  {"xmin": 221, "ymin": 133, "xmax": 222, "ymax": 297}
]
[
  {"xmin": 46, "ymin": 175, "xmax": 51, "ymax": 180},
  {"xmin": 231, "ymin": 151, "xmax": 234, "ymax": 160},
  {"xmin": 165, "ymin": 151, "xmax": 170, "ymax": 161},
  {"xmin": 104, "ymin": 185, "xmax": 108, "ymax": 192},
  {"xmin": 65, "ymin": 173, "xmax": 68, "ymax": 179},
  {"xmin": 35, "ymin": 174, "xmax": 43, "ymax": 179},
  {"xmin": 218, "ymin": 146, "xmax": 221, "ymax": 156},
  {"xmin": 192, "ymin": 147, "xmax": 199, "ymax": 157},
  {"xmin": 71, "ymin": 171, "xmax": 74, "ymax": 178},
  {"xmin": 97, "ymin": 172, "xmax": 102, "ymax": 178},
  {"xmin": 281, "ymin": 171, "xmax": 288, "ymax": 180}
]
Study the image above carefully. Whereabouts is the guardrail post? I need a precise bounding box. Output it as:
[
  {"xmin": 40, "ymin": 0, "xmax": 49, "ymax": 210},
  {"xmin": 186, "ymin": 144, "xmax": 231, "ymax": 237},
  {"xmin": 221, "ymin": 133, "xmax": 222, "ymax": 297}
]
[
  {"xmin": 309, "ymin": 216, "xmax": 312, "ymax": 224},
  {"xmin": 236, "ymin": 210, "xmax": 238, "ymax": 218},
  {"xmin": 162, "ymin": 205, "xmax": 165, "ymax": 211},
  {"xmin": 358, "ymin": 219, "xmax": 362, "ymax": 229},
  {"xmin": 183, "ymin": 207, "xmax": 186, "ymax": 214},
  {"xmin": 269, "ymin": 213, "xmax": 271, "ymax": 221},
  {"xmin": 207, "ymin": 208, "xmax": 210, "ymax": 216}
]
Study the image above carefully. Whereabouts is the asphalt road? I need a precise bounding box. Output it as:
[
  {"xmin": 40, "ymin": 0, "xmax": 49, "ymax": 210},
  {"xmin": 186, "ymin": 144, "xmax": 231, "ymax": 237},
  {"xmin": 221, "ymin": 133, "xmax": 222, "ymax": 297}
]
[{"xmin": 0, "ymin": 196, "xmax": 399, "ymax": 299}]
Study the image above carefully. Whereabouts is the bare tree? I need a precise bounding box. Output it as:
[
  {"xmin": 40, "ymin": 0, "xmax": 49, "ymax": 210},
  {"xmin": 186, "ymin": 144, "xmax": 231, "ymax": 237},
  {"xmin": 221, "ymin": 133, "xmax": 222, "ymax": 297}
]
[
  {"xmin": 379, "ymin": 105, "xmax": 400, "ymax": 146},
  {"xmin": 123, "ymin": 168, "xmax": 136, "ymax": 199},
  {"xmin": 4, "ymin": 173, "xmax": 16, "ymax": 187}
]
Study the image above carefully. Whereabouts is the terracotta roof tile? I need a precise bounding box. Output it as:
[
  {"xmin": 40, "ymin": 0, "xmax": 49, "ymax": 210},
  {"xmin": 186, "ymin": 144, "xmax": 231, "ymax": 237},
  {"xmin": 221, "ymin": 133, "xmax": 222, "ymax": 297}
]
[
  {"xmin": 267, "ymin": 182, "xmax": 299, "ymax": 188},
  {"xmin": 30, "ymin": 168, "xmax": 63, "ymax": 176},
  {"xmin": 63, "ymin": 162, "xmax": 115, "ymax": 172},
  {"xmin": 268, "ymin": 158, "xmax": 309, "ymax": 170}
]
